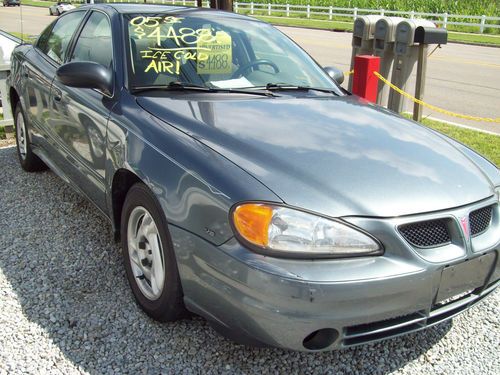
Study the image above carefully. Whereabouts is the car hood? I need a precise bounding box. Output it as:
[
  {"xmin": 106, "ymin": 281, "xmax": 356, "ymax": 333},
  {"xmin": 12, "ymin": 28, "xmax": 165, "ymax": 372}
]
[{"xmin": 137, "ymin": 94, "xmax": 496, "ymax": 218}]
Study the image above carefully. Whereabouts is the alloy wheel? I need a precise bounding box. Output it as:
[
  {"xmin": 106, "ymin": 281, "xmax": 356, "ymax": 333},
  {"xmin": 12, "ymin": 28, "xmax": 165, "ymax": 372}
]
[
  {"xmin": 127, "ymin": 206, "xmax": 166, "ymax": 300},
  {"xmin": 16, "ymin": 110, "xmax": 27, "ymax": 160}
]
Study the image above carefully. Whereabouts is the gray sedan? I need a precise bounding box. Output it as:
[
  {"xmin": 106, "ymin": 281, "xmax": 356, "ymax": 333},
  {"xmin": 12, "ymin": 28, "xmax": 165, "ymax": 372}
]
[{"xmin": 7, "ymin": 4, "xmax": 500, "ymax": 351}]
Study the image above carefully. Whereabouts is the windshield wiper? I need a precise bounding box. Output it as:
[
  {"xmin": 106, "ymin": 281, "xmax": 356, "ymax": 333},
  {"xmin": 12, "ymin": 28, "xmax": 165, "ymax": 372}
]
[
  {"xmin": 131, "ymin": 82, "xmax": 211, "ymax": 94},
  {"xmin": 264, "ymin": 83, "xmax": 340, "ymax": 95},
  {"xmin": 132, "ymin": 81, "xmax": 275, "ymax": 97}
]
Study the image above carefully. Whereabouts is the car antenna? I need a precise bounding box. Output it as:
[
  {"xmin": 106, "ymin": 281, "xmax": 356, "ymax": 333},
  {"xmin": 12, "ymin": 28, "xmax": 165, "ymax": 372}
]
[{"xmin": 19, "ymin": 2, "xmax": 24, "ymax": 44}]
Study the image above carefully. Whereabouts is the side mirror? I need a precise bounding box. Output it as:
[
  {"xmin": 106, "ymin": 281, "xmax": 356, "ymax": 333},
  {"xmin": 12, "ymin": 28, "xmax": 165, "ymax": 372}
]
[
  {"xmin": 323, "ymin": 66, "xmax": 344, "ymax": 85},
  {"xmin": 56, "ymin": 61, "xmax": 113, "ymax": 96}
]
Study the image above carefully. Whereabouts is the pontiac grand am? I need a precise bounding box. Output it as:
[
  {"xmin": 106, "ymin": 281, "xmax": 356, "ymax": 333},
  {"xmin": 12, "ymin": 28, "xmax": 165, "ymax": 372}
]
[{"xmin": 7, "ymin": 4, "xmax": 499, "ymax": 351}]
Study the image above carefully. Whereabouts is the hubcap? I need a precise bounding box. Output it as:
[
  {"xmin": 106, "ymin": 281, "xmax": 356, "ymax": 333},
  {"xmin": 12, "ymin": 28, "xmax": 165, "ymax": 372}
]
[
  {"xmin": 16, "ymin": 111, "xmax": 27, "ymax": 160},
  {"xmin": 127, "ymin": 206, "xmax": 165, "ymax": 300}
]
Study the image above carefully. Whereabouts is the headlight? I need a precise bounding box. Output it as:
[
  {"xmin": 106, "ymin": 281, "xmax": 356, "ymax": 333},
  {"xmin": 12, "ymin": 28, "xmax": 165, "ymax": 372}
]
[{"xmin": 231, "ymin": 203, "xmax": 382, "ymax": 258}]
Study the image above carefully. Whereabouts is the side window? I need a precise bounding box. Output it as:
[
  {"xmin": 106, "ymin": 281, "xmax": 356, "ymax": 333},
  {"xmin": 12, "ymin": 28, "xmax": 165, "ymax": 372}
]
[
  {"xmin": 36, "ymin": 23, "xmax": 55, "ymax": 52},
  {"xmin": 71, "ymin": 11, "xmax": 113, "ymax": 68},
  {"xmin": 37, "ymin": 11, "xmax": 86, "ymax": 64}
]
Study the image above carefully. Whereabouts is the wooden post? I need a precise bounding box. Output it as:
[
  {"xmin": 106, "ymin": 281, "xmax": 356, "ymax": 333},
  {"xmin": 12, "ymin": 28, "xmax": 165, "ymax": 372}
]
[
  {"xmin": 413, "ymin": 43, "xmax": 428, "ymax": 121},
  {"xmin": 480, "ymin": 15, "xmax": 486, "ymax": 33},
  {"xmin": 222, "ymin": 0, "xmax": 233, "ymax": 11},
  {"xmin": 209, "ymin": 0, "xmax": 233, "ymax": 11}
]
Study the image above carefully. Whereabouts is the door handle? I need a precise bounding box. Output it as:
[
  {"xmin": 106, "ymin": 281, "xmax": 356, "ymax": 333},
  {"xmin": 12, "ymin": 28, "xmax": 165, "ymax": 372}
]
[{"xmin": 53, "ymin": 89, "xmax": 62, "ymax": 102}]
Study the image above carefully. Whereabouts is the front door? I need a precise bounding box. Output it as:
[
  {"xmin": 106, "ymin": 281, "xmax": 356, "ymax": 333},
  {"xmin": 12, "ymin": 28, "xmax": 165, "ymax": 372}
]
[{"xmin": 49, "ymin": 10, "xmax": 114, "ymax": 212}]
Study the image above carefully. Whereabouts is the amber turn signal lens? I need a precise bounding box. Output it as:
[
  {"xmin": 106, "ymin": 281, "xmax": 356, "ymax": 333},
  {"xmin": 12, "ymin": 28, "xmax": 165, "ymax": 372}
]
[{"xmin": 233, "ymin": 204, "xmax": 274, "ymax": 246}]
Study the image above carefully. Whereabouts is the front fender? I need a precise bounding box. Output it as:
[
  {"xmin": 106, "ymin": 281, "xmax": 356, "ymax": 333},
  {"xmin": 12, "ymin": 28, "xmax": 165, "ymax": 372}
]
[{"xmin": 105, "ymin": 93, "xmax": 281, "ymax": 245}]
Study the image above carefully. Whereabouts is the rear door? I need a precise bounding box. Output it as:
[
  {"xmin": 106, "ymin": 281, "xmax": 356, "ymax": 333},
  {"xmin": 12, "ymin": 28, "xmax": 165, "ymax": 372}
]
[
  {"xmin": 24, "ymin": 11, "xmax": 86, "ymax": 160},
  {"xmin": 49, "ymin": 10, "xmax": 115, "ymax": 211}
]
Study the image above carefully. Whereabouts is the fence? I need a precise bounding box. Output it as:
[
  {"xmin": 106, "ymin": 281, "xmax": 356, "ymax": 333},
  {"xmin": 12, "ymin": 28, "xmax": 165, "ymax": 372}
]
[
  {"xmin": 91, "ymin": 0, "xmax": 203, "ymax": 5},
  {"xmin": 232, "ymin": 2, "xmax": 500, "ymax": 34}
]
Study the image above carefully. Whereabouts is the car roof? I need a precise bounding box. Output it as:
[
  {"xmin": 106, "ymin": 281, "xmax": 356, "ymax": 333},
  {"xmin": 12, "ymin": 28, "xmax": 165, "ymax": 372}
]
[
  {"xmin": 79, "ymin": 3, "xmax": 257, "ymax": 20},
  {"xmin": 89, "ymin": 4, "xmax": 189, "ymax": 13}
]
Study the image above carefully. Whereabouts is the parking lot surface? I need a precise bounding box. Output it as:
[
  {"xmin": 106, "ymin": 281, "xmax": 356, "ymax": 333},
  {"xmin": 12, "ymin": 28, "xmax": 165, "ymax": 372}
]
[{"xmin": 0, "ymin": 144, "xmax": 499, "ymax": 373}]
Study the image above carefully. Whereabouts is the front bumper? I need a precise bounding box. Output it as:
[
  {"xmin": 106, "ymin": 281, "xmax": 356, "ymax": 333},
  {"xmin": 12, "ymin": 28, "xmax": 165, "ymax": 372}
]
[{"xmin": 169, "ymin": 198, "xmax": 500, "ymax": 351}]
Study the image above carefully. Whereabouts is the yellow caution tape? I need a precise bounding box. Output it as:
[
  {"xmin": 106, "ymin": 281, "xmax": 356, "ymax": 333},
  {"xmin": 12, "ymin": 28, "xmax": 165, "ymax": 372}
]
[{"xmin": 373, "ymin": 71, "xmax": 500, "ymax": 124}]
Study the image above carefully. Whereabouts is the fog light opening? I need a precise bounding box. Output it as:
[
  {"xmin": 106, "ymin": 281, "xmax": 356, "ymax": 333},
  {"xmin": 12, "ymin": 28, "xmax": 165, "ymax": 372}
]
[{"xmin": 302, "ymin": 328, "xmax": 339, "ymax": 350}]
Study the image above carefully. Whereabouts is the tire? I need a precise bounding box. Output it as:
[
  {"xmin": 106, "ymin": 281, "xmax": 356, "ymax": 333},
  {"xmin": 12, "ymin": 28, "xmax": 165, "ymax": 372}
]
[
  {"xmin": 49, "ymin": 9, "xmax": 53, "ymax": 15},
  {"xmin": 14, "ymin": 102, "xmax": 47, "ymax": 172},
  {"xmin": 121, "ymin": 183, "xmax": 186, "ymax": 322}
]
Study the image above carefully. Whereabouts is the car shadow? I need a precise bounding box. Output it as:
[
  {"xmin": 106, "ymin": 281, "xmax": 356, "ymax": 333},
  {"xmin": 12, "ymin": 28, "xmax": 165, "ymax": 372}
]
[{"xmin": 0, "ymin": 146, "xmax": 452, "ymax": 374}]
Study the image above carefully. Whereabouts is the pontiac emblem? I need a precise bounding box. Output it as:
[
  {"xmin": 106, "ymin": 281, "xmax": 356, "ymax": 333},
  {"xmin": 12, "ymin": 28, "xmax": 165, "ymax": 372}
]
[{"xmin": 460, "ymin": 216, "xmax": 470, "ymax": 238}]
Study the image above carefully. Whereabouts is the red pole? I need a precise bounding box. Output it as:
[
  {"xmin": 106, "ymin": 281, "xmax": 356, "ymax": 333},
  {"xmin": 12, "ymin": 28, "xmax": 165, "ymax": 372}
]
[{"xmin": 352, "ymin": 55, "xmax": 380, "ymax": 103}]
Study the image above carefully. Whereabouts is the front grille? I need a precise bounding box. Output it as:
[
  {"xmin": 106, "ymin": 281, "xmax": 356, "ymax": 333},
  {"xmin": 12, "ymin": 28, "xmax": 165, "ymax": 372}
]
[
  {"xmin": 399, "ymin": 219, "xmax": 451, "ymax": 248},
  {"xmin": 469, "ymin": 205, "xmax": 493, "ymax": 237},
  {"xmin": 343, "ymin": 311, "xmax": 426, "ymax": 346},
  {"xmin": 342, "ymin": 281, "xmax": 498, "ymax": 347}
]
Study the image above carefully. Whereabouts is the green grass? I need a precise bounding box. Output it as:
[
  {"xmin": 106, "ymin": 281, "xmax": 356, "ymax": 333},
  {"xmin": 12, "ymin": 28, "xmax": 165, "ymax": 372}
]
[
  {"xmin": 9, "ymin": 31, "xmax": 36, "ymax": 42},
  {"xmin": 0, "ymin": 113, "xmax": 5, "ymax": 139},
  {"xmin": 20, "ymin": 0, "xmax": 52, "ymax": 7},
  {"xmin": 447, "ymin": 32, "xmax": 500, "ymax": 46},
  {"xmin": 417, "ymin": 118, "xmax": 500, "ymax": 166},
  {"xmin": 254, "ymin": 15, "xmax": 353, "ymax": 32},
  {"xmin": 21, "ymin": 0, "xmax": 82, "ymax": 7}
]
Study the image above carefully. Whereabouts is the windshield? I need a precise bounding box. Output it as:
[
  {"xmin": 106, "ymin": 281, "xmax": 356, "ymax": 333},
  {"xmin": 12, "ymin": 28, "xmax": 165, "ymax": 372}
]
[{"xmin": 124, "ymin": 13, "xmax": 341, "ymax": 91}]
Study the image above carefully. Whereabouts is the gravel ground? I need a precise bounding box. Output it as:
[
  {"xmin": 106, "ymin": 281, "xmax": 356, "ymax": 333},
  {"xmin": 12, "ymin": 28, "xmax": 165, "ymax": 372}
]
[{"xmin": 0, "ymin": 144, "xmax": 499, "ymax": 375}]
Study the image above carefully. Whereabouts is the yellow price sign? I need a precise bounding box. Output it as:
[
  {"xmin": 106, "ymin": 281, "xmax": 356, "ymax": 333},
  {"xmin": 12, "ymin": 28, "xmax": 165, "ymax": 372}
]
[{"xmin": 197, "ymin": 31, "xmax": 232, "ymax": 75}]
